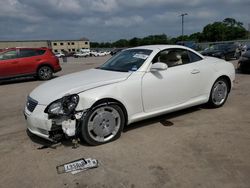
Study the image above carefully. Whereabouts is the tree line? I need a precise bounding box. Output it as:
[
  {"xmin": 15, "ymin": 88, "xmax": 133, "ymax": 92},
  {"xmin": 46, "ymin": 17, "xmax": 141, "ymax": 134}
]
[{"xmin": 91, "ymin": 18, "xmax": 249, "ymax": 48}]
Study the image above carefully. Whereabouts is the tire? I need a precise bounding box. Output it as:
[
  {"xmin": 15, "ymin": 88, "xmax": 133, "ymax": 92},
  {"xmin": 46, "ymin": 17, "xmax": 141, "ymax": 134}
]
[
  {"xmin": 81, "ymin": 103, "xmax": 125, "ymax": 145},
  {"xmin": 208, "ymin": 78, "xmax": 229, "ymax": 108},
  {"xmin": 37, "ymin": 66, "xmax": 53, "ymax": 80}
]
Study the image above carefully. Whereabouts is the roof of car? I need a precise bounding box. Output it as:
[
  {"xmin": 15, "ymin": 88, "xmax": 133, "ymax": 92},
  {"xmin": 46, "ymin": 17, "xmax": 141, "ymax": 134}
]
[
  {"xmin": 1, "ymin": 47, "xmax": 50, "ymax": 51},
  {"xmin": 128, "ymin": 45, "xmax": 191, "ymax": 51},
  {"xmin": 126, "ymin": 44, "xmax": 204, "ymax": 58}
]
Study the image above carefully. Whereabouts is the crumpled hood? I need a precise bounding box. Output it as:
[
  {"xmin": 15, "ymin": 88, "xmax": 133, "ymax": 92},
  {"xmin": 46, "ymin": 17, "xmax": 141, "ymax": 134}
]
[{"xmin": 30, "ymin": 68, "xmax": 131, "ymax": 105}]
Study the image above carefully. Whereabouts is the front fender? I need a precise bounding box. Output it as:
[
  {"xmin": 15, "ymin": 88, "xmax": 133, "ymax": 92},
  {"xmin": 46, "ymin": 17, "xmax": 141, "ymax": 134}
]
[{"xmin": 75, "ymin": 72, "xmax": 144, "ymax": 122}]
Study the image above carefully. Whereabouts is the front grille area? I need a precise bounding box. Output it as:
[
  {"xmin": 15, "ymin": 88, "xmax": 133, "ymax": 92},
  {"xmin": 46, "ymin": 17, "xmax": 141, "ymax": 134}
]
[{"xmin": 26, "ymin": 96, "xmax": 38, "ymax": 112}]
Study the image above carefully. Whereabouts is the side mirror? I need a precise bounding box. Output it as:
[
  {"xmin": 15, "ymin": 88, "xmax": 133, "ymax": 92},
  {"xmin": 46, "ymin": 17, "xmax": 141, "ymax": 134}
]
[{"xmin": 150, "ymin": 62, "xmax": 168, "ymax": 72}]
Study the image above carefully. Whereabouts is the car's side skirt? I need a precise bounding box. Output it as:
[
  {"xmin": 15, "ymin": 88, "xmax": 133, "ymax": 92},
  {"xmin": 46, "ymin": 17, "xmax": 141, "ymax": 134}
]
[{"xmin": 128, "ymin": 95, "xmax": 209, "ymax": 125}]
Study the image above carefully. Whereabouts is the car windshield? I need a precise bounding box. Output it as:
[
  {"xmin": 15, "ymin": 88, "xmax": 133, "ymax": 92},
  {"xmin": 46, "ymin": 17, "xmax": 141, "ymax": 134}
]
[
  {"xmin": 98, "ymin": 49, "xmax": 152, "ymax": 72},
  {"xmin": 206, "ymin": 45, "xmax": 226, "ymax": 51}
]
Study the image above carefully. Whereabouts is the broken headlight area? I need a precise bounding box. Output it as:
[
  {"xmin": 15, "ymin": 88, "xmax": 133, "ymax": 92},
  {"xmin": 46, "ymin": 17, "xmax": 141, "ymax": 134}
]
[
  {"xmin": 45, "ymin": 94, "xmax": 79, "ymax": 118},
  {"xmin": 49, "ymin": 118, "xmax": 76, "ymax": 141},
  {"xmin": 44, "ymin": 94, "xmax": 88, "ymax": 141},
  {"xmin": 48, "ymin": 111, "xmax": 88, "ymax": 142}
]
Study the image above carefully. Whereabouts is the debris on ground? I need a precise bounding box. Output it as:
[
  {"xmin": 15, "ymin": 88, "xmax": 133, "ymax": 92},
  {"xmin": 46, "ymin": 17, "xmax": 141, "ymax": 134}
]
[
  {"xmin": 56, "ymin": 158, "xmax": 98, "ymax": 174},
  {"xmin": 72, "ymin": 138, "xmax": 80, "ymax": 149},
  {"xmin": 160, "ymin": 120, "xmax": 174, "ymax": 126},
  {"xmin": 37, "ymin": 142, "xmax": 62, "ymax": 150}
]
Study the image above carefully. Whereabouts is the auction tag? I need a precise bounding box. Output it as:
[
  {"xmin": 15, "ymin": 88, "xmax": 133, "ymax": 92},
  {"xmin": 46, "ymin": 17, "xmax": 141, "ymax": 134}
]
[{"xmin": 133, "ymin": 54, "xmax": 148, "ymax": 59}]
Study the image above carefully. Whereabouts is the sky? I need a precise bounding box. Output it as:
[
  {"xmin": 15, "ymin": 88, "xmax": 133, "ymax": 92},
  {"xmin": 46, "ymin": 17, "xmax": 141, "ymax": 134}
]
[{"xmin": 0, "ymin": 0, "xmax": 249, "ymax": 42}]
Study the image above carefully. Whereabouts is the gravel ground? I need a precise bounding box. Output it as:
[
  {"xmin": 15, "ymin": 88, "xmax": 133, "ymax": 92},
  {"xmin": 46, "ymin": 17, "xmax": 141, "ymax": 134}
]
[{"xmin": 0, "ymin": 56, "xmax": 249, "ymax": 188}]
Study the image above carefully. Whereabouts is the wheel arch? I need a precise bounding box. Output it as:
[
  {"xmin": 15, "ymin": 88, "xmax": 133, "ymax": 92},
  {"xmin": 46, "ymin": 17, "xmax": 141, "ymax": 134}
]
[
  {"xmin": 215, "ymin": 75, "xmax": 232, "ymax": 92},
  {"xmin": 91, "ymin": 98, "xmax": 128, "ymax": 126},
  {"xmin": 36, "ymin": 63, "xmax": 54, "ymax": 73}
]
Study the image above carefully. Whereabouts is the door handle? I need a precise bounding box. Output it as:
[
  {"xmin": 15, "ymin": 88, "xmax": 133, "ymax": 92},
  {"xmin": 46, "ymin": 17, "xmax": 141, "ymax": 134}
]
[
  {"xmin": 191, "ymin": 69, "xmax": 200, "ymax": 74},
  {"xmin": 11, "ymin": 61, "xmax": 18, "ymax": 64}
]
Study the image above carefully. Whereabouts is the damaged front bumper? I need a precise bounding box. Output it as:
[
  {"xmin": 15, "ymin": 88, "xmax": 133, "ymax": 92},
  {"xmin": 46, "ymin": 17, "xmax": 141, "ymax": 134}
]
[{"xmin": 24, "ymin": 104, "xmax": 86, "ymax": 142}]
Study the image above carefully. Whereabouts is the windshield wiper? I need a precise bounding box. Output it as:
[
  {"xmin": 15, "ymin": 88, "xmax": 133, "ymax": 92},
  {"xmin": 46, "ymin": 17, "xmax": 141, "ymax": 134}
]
[{"xmin": 97, "ymin": 67, "xmax": 128, "ymax": 72}]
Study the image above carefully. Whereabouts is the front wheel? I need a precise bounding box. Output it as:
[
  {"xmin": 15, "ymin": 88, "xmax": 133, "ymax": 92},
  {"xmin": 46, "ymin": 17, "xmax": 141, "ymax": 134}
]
[
  {"xmin": 37, "ymin": 66, "xmax": 53, "ymax": 80},
  {"xmin": 81, "ymin": 104, "xmax": 125, "ymax": 145},
  {"xmin": 208, "ymin": 78, "xmax": 229, "ymax": 108}
]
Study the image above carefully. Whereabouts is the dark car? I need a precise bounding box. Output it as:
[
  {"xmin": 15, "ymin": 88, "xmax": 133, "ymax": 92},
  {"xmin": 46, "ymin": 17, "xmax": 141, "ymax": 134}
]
[
  {"xmin": 176, "ymin": 41, "xmax": 198, "ymax": 50},
  {"xmin": 242, "ymin": 44, "xmax": 250, "ymax": 54},
  {"xmin": 201, "ymin": 43, "xmax": 240, "ymax": 60},
  {"xmin": 0, "ymin": 47, "xmax": 61, "ymax": 80},
  {"xmin": 238, "ymin": 50, "xmax": 250, "ymax": 73},
  {"xmin": 110, "ymin": 48, "xmax": 124, "ymax": 56}
]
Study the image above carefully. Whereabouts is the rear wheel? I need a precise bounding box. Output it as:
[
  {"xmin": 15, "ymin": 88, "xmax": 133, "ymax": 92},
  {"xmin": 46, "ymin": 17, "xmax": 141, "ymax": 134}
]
[
  {"xmin": 37, "ymin": 66, "xmax": 53, "ymax": 80},
  {"xmin": 81, "ymin": 103, "xmax": 125, "ymax": 145},
  {"xmin": 208, "ymin": 78, "xmax": 229, "ymax": 108}
]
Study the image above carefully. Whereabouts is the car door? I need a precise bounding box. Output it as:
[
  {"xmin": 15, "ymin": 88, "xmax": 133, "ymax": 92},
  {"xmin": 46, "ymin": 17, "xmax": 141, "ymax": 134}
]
[
  {"xmin": 141, "ymin": 48, "xmax": 207, "ymax": 113},
  {"xmin": 0, "ymin": 49, "xmax": 20, "ymax": 78},
  {"xmin": 17, "ymin": 49, "xmax": 39, "ymax": 74}
]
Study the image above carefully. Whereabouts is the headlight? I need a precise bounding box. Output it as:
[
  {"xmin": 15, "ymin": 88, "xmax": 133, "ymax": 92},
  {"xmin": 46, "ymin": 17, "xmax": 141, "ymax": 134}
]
[{"xmin": 45, "ymin": 94, "xmax": 79, "ymax": 116}]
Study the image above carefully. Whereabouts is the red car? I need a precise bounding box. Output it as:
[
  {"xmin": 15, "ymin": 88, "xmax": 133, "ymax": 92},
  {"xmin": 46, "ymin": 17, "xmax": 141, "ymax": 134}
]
[{"xmin": 0, "ymin": 47, "xmax": 61, "ymax": 80}]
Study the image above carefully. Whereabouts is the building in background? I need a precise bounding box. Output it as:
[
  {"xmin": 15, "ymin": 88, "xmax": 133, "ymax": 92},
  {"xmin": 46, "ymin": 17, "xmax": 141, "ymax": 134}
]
[
  {"xmin": 51, "ymin": 38, "xmax": 90, "ymax": 53},
  {"xmin": 0, "ymin": 37, "xmax": 90, "ymax": 53},
  {"xmin": 0, "ymin": 40, "xmax": 51, "ymax": 49}
]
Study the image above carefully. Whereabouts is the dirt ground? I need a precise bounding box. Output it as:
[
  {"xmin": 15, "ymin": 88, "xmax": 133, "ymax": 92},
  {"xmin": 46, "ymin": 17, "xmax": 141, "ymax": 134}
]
[{"xmin": 0, "ymin": 56, "xmax": 249, "ymax": 188}]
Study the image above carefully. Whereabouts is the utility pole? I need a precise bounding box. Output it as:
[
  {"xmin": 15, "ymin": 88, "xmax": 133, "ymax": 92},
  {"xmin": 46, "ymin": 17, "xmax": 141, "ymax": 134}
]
[{"xmin": 180, "ymin": 13, "xmax": 188, "ymax": 41}]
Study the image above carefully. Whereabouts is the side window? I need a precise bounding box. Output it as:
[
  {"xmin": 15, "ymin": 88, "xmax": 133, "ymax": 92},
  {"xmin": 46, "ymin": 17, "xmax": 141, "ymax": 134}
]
[
  {"xmin": 188, "ymin": 51, "xmax": 202, "ymax": 62},
  {"xmin": 37, "ymin": 50, "xmax": 46, "ymax": 55},
  {"xmin": 0, "ymin": 50, "xmax": 17, "ymax": 60},
  {"xmin": 19, "ymin": 49, "xmax": 37, "ymax": 58},
  {"xmin": 152, "ymin": 48, "xmax": 191, "ymax": 67}
]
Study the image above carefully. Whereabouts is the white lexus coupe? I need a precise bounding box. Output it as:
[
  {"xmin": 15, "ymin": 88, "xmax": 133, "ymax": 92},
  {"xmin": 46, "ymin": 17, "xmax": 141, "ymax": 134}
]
[{"xmin": 24, "ymin": 45, "xmax": 235, "ymax": 145}]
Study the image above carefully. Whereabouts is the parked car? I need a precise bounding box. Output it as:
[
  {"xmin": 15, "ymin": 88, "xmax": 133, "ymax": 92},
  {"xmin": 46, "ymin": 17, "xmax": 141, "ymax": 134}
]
[
  {"xmin": 176, "ymin": 41, "xmax": 198, "ymax": 50},
  {"xmin": 24, "ymin": 45, "xmax": 235, "ymax": 145},
  {"xmin": 80, "ymin": 48, "xmax": 90, "ymax": 54},
  {"xmin": 74, "ymin": 52, "xmax": 89, "ymax": 58},
  {"xmin": 0, "ymin": 47, "xmax": 61, "ymax": 80},
  {"xmin": 90, "ymin": 50, "xmax": 98, "ymax": 57},
  {"xmin": 110, "ymin": 48, "xmax": 123, "ymax": 56},
  {"xmin": 241, "ymin": 44, "xmax": 250, "ymax": 54},
  {"xmin": 62, "ymin": 50, "xmax": 75, "ymax": 57},
  {"xmin": 104, "ymin": 51, "xmax": 111, "ymax": 55},
  {"xmin": 90, "ymin": 51, "xmax": 106, "ymax": 57},
  {"xmin": 55, "ymin": 52, "xmax": 65, "ymax": 58},
  {"xmin": 201, "ymin": 43, "xmax": 240, "ymax": 60},
  {"xmin": 96, "ymin": 51, "xmax": 106, "ymax": 56},
  {"xmin": 238, "ymin": 50, "xmax": 250, "ymax": 73}
]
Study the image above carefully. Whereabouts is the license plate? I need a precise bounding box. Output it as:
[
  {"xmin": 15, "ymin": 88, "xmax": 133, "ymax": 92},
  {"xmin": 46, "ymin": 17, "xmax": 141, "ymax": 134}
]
[
  {"xmin": 64, "ymin": 159, "xmax": 87, "ymax": 172},
  {"xmin": 57, "ymin": 158, "xmax": 87, "ymax": 174},
  {"xmin": 56, "ymin": 158, "xmax": 98, "ymax": 174}
]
